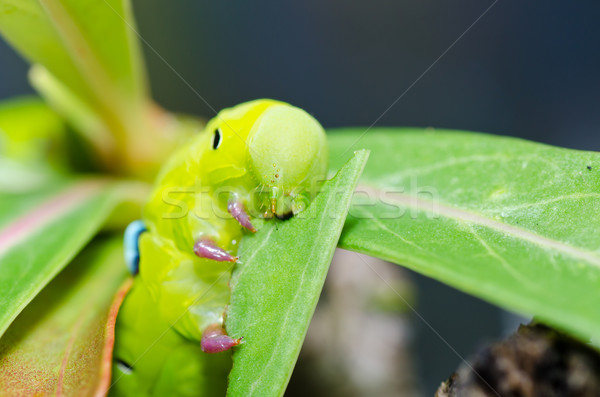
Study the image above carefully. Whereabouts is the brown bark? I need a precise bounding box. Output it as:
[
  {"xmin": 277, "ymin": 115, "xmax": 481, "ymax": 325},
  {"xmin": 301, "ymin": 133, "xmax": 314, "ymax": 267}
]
[{"xmin": 436, "ymin": 324, "xmax": 600, "ymax": 397}]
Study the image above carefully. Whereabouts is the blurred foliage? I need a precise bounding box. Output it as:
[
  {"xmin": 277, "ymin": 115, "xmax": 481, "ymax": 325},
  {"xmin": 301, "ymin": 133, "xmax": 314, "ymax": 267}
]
[{"xmin": 0, "ymin": 96, "xmax": 66, "ymax": 168}]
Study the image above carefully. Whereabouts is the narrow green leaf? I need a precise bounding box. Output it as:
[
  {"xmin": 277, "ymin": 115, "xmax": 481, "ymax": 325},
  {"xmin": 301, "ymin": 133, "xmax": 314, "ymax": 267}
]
[
  {"xmin": 328, "ymin": 128, "xmax": 600, "ymax": 343},
  {"xmin": 0, "ymin": 178, "xmax": 142, "ymax": 338},
  {"xmin": 0, "ymin": 0, "xmax": 171, "ymax": 174},
  {"xmin": 226, "ymin": 150, "xmax": 369, "ymax": 397},
  {"xmin": 0, "ymin": 0, "xmax": 147, "ymax": 116},
  {"xmin": 28, "ymin": 66, "xmax": 115, "ymax": 161},
  {"xmin": 0, "ymin": 237, "xmax": 129, "ymax": 396}
]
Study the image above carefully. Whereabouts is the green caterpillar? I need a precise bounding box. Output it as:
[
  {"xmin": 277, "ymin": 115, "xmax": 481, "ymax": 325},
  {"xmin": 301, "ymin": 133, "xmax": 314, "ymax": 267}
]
[{"xmin": 111, "ymin": 99, "xmax": 328, "ymax": 396}]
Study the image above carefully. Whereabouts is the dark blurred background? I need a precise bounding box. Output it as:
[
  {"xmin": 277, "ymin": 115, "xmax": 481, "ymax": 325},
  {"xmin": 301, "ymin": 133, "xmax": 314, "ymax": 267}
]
[{"xmin": 1, "ymin": 1, "xmax": 598, "ymax": 395}]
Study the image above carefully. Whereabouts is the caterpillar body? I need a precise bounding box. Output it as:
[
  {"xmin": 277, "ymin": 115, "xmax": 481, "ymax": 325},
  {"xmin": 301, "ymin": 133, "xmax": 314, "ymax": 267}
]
[{"xmin": 111, "ymin": 99, "xmax": 328, "ymax": 395}]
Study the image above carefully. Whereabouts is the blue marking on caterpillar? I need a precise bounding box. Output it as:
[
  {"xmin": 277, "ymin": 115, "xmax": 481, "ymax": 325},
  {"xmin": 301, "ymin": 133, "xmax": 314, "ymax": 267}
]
[{"xmin": 124, "ymin": 220, "xmax": 147, "ymax": 275}]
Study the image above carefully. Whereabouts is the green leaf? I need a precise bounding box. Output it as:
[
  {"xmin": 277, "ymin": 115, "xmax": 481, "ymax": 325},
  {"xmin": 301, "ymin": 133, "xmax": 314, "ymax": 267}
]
[
  {"xmin": 226, "ymin": 150, "xmax": 369, "ymax": 397},
  {"xmin": 0, "ymin": 157, "xmax": 55, "ymax": 193},
  {"xmin": 28, "ymin": 66, "xmax": 115, "ymax": 162},
  {"xmin": 0, "ymin": 237, "xmax": 129, "ymax": 396},
  {"xmin": 0, "ymin": 95, "xmax": 103, "ymax": 176},
  {"xmin": 328, "ymin": 128, "xmax": 600, "ymax": 343},
  {"xmin": 0, "ymin": 96, "xmax": 67, "ymax": 169},
  {"xmin": 0, "ymin": 178, "xmax": 144, "ymax": 338},
  {"xmin": 0, "ymin": 0, "xmax": 177, "ymax": 174},
  {"xmin": 0, "ymin": 0, "xmax": 148, "ymax": 120}
]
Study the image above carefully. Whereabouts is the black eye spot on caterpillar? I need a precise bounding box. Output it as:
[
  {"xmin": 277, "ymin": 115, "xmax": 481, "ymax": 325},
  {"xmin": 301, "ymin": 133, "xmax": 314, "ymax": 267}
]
[{"xmin": 213, "ymin": 128, "xmax": 222, "ymax": 150}]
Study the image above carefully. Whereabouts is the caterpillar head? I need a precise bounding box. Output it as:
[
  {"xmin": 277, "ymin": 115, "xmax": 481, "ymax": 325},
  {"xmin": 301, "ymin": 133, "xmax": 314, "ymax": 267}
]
[
  {"xmin": 204, "ymin": 100, "xmax": 328, "ymax": 218},
  {"xmin": 247, "ymin": 103, "xmax": 328, "ymax": 216}
]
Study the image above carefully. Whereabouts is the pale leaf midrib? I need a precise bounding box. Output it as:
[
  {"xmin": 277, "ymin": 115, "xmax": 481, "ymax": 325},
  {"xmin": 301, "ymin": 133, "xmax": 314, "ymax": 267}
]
[{"xmin": 358, "ymin": 186, "xmax": 600, "ymax": 267}]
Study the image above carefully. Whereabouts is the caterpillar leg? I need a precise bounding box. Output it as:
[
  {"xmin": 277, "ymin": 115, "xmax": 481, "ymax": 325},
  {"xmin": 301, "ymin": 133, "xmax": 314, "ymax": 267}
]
[
  {"xmin": 201, "ymin": 323, "xmax": 242, "ymax": 353},
  {"xmin": 194, "ymin": 239, "xmax": 238, "ymax": 262},
  {"xmin": 269, "ymin": 187, "xmax": 295, "ymax": 219},
  {"xmin": 123, "ymin": 220, "xmax": 147, "ymax": 275},
  {"xmin": 227, "ymin": 200, "xmax": 256, "ymax": 232}
]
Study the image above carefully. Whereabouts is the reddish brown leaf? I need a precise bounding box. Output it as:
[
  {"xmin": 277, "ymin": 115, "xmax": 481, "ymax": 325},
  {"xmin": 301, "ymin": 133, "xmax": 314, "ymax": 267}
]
[{"xmin": 0, "ymin": 238, "xmax": 128, "ymax": 396}]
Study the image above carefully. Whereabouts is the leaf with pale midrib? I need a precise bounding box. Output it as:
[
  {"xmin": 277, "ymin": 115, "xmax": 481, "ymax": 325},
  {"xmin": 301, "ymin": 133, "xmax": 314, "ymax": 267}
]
[
  {"xmin": 328, "ymin": 128, "xmax": 600, "ymax": 343},
  {"xmin": 0, "ymin": 179, "xmax": 142, "ymax": 338},
  {"xmin": 0, "ymin": 237, "xmax": 128, "ymax": 397}
]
